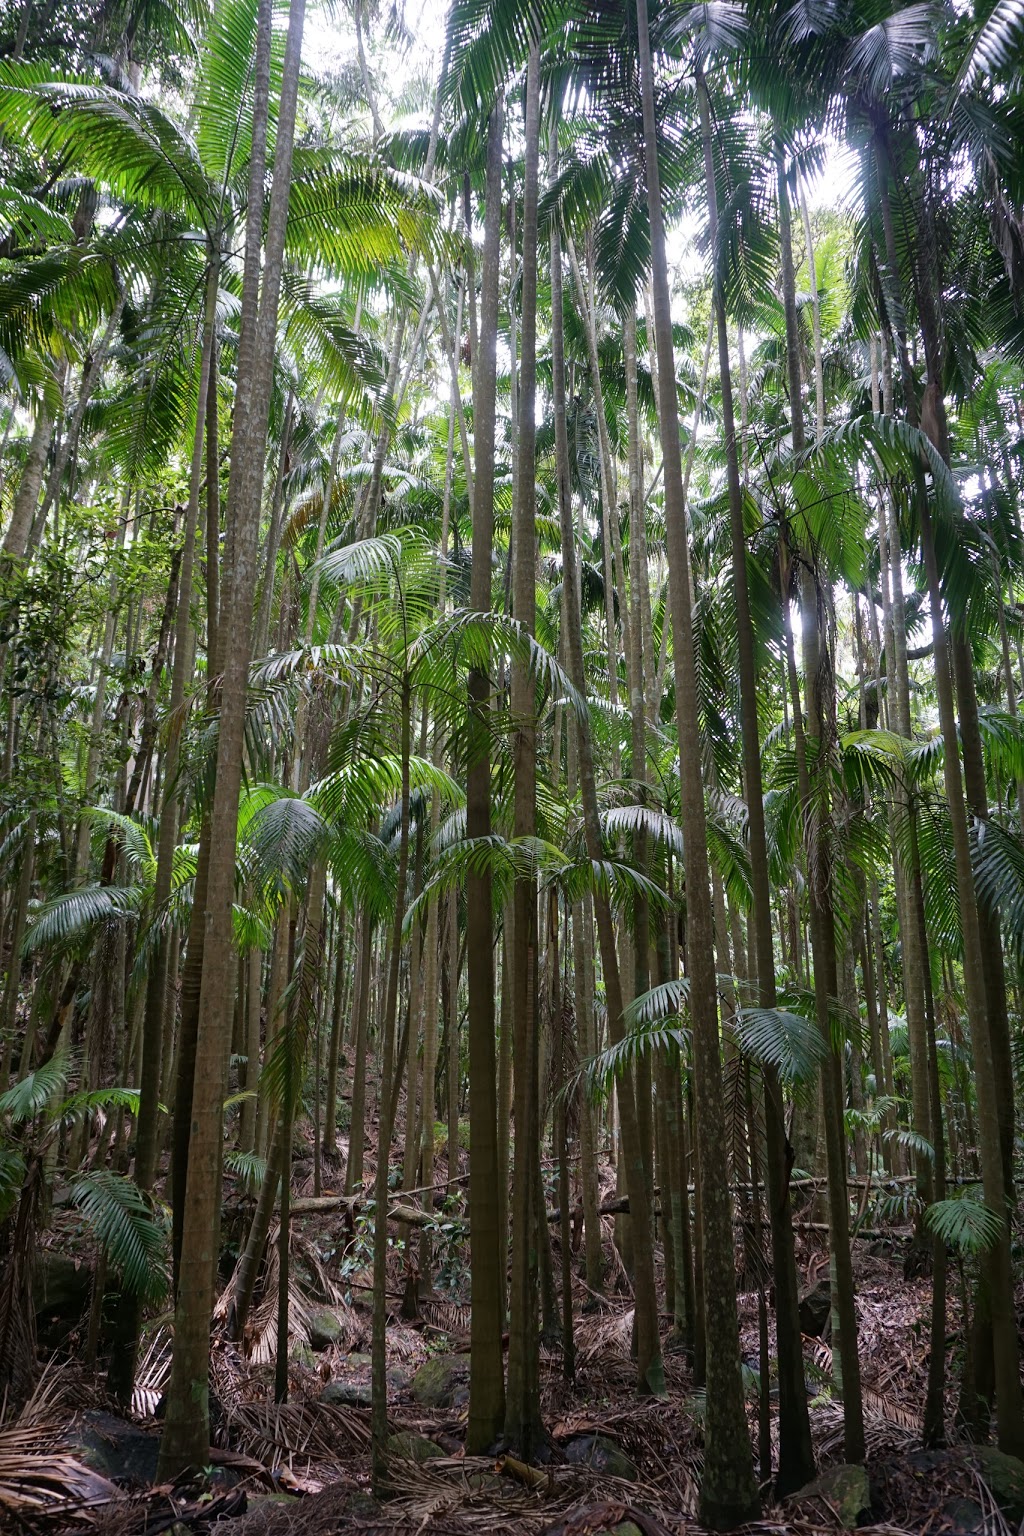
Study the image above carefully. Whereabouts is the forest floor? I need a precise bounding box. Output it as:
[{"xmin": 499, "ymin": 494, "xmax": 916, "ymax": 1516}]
[{"xmin": 8, "ymin": 1123, "xmax": 1021, "ymax": 1536}]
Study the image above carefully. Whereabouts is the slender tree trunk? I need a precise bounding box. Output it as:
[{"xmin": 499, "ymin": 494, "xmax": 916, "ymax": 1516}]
[
  {"xmin": 637, "ymin": 14, "xmax": 758, "ymax": 1524},
  {"xmin": 777, "ymin": 143, "xmax": 864, "ymax": 1463},
  {"xmin": 505, "ymin": 45, "xmax": 543, "ymax": 1457},
  {"xmin": 699, "ymin": 83, "xmax": 813, "ymax": 1497},
  {"xmin": 371, "ymin": 682, "xmax": 412, "ymax": 1486},
  {"xmin": 551, "ymin": 101, "xmax": 664, "ymax": 1403},
  {"xmin": 465, "ymin": 95, "xmax": 506, "ymax": 1455},
  {"xmin": 876, "ymin": 138, "xmax": 1024, "ymax": 1454},
  {"xmin": 345, "ymin": 911, "xmax": 372, "ymax": 1193},
  {"xmin": 158, "ymin": 0, "xmax": 306, "ymax": 1475}
]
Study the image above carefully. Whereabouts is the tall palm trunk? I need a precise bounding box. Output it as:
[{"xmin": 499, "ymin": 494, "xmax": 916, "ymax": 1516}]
[
  {"xmin": 158, "ymin": 0, "xmax": 306, "ymax": 1477},
  {"xmin": 2, "ymin": 401, "xmax": 52, "ymax": 562},
  {"xmin": 465, "ymin": 95, "xmax": 506, "ymax": 1454},
  {"xmin": 776, "ymin": 146, "xmax": 864, "ymax": 1462},
  {"xmin": 107, "ymin": 259, "xmax": 219, "ymax": 1408},
  {"xmin": 698, "ymin": 82, "xmax": 813, "ymax": 1497},
  {"xmin": 371, "ymin": 680, "xmax": 412, "ymax": 1485},
  {"xmin": 876, "ymin": 138, "xmax": 1023, "ymax": 1453},
  {"xmin": 550, "ymin": 105, "xmax": 664, "ymax": 1402},
  {"xmin": 635, "ymin": 7, "xmax": 758, "ymax": 1524},
  {"xmin": 505, "ymin": 45, "xmax": 543, "ymax": 1457}
]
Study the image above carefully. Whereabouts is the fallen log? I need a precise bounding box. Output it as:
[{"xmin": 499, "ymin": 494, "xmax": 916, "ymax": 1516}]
[
  {"xmin": 289, "ymin": 1190, "xmax": 911, "ymax": 1239},
  {"xmin": 287, "ymin": 1193, "xmax": 465, "ymax": 1229}
]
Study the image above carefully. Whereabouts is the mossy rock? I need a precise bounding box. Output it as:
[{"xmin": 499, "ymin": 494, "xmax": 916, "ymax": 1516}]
[
  {"xmin": 607, "ymin": 1525, "xmax": 643, "ymax": 1536},
  {"xmin": 410, "ymin": 1354, "xmax": 469, "ymax": 1408},
  {"xmin": 321, "ymin": 1380, "xmax": 372, "ymax": 1406},
  {"xmin": 289, "ymin": 1344, "xmax": 318, "ymax": 1368},
  {"xmin": 307, "ymin": 1307, "xmax": 347, "ymax": 1351},
  {"xmin": 792, "ymin": 1463, "xmax": 871, "ymax": 1529},
  {"xmin": 564, "ymin": 1433, "xmax": 638, "ymax": 1481},
  {"xmin": 972, "ymin": 1447, "xmax": 1024, "ymax": 1525},
  {"xmin": 341, "ymin": 1490, "xmax": 380, "ymax": 1517},
  {"xmin": 387, "ymin": 1431, "xmax": 444, "ymax": 1463}
]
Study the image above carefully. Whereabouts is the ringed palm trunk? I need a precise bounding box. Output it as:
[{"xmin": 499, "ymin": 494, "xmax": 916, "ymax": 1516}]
[
  {"xmin": 636, "ymin": 8, "xmax": 758, "ymax": 1524},
  {"xmin": 875, "ymin": 138, "xmax": 1023, "ymax": 1452},
  {"xmin": 776, "ymin": 146, "xmax": 864, "ymax": 1462},
  {"xmin": 465, "ymin": 94, "xmax": 506, "ymax": 1454},
  {"xmin": 371, "ymin": 680, "xmax": 412, "ymax": 1486},
  {"xmin": 550, "ymin": 121, "xmax": 664, "ymax": 1401},
  {"xmin": 698, "ymin": 81, "xmax": 813, "ymax": 1496},
  {"xmin": 157, "ymin": 0, "xmax": 306, "ymax": 1478},
  {"xmin": 505, "ymin": 44, "xmax": 543, "ymax": 1457},
  {"xmin": 107, "ymin": 258, "xmax": 219, "ymax": 1408},
  {"xmin": 1, "ymin": 400, "xmax": 52, "ymax": 562}
]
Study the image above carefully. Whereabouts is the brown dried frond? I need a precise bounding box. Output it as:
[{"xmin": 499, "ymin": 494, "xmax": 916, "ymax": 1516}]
[{"xmin": 0, "ymin": 1430, "xmax": 120, "ymax": 1528}]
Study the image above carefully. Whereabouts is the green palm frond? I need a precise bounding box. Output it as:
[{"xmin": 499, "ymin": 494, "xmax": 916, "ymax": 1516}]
[
  {"xmin": 409, "ymin": 608, "xmax": 586, "ymax": 721},
  {"xmin": 23, "ymin": 884, "xmax": 146, "ymax": 954},
  {"xmin": 225, "ymin": 1149, "xmax": 268, "ymax": 1190},
  {"xmin": 241, "ymin": 792, "xmax": 330, "ymax": 896},
  {"xmin": 884, "ymin": 1126, "xmax": 935, "ymax": 1163},
  {"xmin": 0, "ymin": 187, "xmax": 74, "ymax": 246},
  {"xmin": 576, "ymin": 1014, "xmax": 690, "ymax": 1102},
  {"xmin": 954, "ymin": 0, "xmax": 1024, "ymax": 89},
  {"xmin": 730, "ymin": 1006, "xmax": 828, "ymax": 1085},
  {"xmin": 974, "ymin": 818, "xmax": 1024, "ymax": 962},
  {"xmin": 57, "ymin": 1085, "xmax": 143, "ymax": 1126},
  {"xmin": 0, "ymin": 1055, "xmax": 70, "ymax": 1123},
  {"xmin": 624, "ymin": 977, "xmax": 690, "ymax": 1027},
  {"xmin": 0, "ymin": 1146, "xmax": 25, "ymax": 1223},
  {"xmin": 81, "ymin": 807, "xmax": 157, "ymax": 883},
  {"xmin": 0, "ymin": 65, "xmax": 214, "ymax": 226},
  {"xmin": 70, "ymin": 1169, "xmax": 169, "ymax": 1301},
  {"xmin": 600, "ymin": 803, "xmax": 685, "ymax": 853},
  {"xmin": 925, "ymin": 1193, "xmax": 1004, "ymax": 1255}
]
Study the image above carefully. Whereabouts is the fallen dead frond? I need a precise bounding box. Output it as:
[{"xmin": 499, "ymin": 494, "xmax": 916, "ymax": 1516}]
[
  {"xmin": 0, "ymin": 1433, "xmax": 120, "ymax": 1527},
  {"xmin": 224, "ymin": 1398, "xmax": 372, "ymax": 1473},
  {"xmin": 418, "ymin": 1298, "xmax": 471, "ymax": 1337},
  {"xmin": 133, "ymin": 1325, "xmax": 172, "ymax": 1419}
]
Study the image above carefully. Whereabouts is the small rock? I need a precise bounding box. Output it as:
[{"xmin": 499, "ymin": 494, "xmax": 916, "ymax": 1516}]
[
  {"xmin": 563, "ymin": 1433, "xmax": 639, "ymax": 1481},
  {"xmin": 972, "ymin": 1447, "xmax": 1024, "ymax": 1526},
  {"xmin": 342, "ymin": 1490, "xmax": 381, "ymax": 1517},
  {"xmin": 410, "ymin": 1354, "xmax": 469, "ymax": 1408},
  {"xmin": 942, "ymin": 1495, "xmax": 985, "ymax": 1535},
  {"xmin": 35, "ymin": 1253, "xmax": 93, "ymax": 1344},
  {"xmin": 798, "ymin": 1277, "xmax": 832, "ymax": 1337},
  {"xmin": 321, "ymin": 1380, "xmax": 372, "ymax": 1407},
  {"xmin": 69, "ymin": 1411, "xmax": 160, "ymax": 1488},
  {"xmin": 307, "ymin": 1307, "xmax": 347, "ymax": 1351},
  {"xmin": 387, "ymin": 1431, "xmax": 444, "ymax": 1462},
  {"xmin": 543, "ymin": 1513, "xmax": 644, "ymax": 1536},
  {"xmin": 791, "ymin": 1463, "xmax": 871, "ymax": 1529},
  {"xmin": 465, "ymin": 1470, "xmax": 504, "ymax": 1491}
]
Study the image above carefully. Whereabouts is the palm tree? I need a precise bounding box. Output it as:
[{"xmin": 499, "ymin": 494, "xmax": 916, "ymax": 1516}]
[
  {"xmin": 462, "ymin": 89, "xmax": 508, "ymax": 1455},
  {"xmin": 634, "ymin": 0, "xmax": 759, "ymax": 1523},
  {"xmin": 158, "ymin": 0, "xmax": 307, "ymax": 1475}
]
